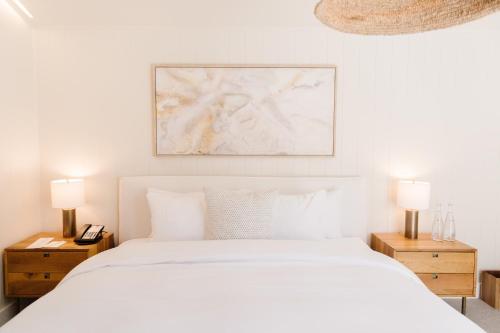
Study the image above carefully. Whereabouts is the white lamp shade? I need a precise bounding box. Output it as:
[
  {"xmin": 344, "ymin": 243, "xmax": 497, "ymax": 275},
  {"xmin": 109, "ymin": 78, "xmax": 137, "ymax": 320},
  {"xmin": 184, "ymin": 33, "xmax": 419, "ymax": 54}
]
[
  {"xmin": 51, "ymin": 179, "xmax": 85, "ymax": 209},
  {"xmin": 397, "ymin": 180, "xmax": 430, "ymax": 210}
]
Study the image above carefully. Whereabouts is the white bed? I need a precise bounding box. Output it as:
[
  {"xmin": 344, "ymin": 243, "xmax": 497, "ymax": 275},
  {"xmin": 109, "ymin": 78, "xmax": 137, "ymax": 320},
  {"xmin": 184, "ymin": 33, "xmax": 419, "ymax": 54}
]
[{"xmin": 1, "ymin": 176, "xmax": 484, "ymax": 333}]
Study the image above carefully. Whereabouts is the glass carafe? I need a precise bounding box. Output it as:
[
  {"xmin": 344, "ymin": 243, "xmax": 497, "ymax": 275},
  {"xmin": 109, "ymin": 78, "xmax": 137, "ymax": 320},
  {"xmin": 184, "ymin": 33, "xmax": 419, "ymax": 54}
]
[
  {"xmin": 443, "ymin": 204, "xmax": 456, "ymax": 242},
  {"xmin": 431, "ymin": 204, "xmax": 443, "ymax": 241}
]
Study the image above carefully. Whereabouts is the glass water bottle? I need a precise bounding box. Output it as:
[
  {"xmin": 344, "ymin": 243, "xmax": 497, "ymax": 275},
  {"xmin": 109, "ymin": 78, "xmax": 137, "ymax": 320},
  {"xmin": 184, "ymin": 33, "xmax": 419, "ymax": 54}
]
[
  {"xmin": 431, "ymin": 204, "xmax": 443, "ymax": 241},
  {"xmin": 443, "ymin": 204, "xmax": 456, "ymax": 242}
]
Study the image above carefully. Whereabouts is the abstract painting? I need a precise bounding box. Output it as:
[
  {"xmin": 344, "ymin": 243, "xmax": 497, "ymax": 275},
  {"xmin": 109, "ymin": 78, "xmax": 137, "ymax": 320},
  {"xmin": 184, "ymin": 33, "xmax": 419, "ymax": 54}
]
[{"xmin": 154, "ymin": 65, "xmax": 335, "ymax": 156}]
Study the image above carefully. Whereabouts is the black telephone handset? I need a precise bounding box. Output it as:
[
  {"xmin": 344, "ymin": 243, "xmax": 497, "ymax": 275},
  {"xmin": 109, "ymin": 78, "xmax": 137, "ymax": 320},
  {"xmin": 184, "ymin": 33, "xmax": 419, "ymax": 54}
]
[{"xmin": 74, "ymin": 224, "xmax": 105, "ymax": 245}]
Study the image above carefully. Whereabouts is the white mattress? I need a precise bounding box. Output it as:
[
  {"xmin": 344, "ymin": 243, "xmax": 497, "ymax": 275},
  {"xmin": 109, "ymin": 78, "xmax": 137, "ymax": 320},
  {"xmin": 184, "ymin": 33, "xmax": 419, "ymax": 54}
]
[{"xmin": 1, "ymin": 238, "xmax": 483, "ymax": 333}]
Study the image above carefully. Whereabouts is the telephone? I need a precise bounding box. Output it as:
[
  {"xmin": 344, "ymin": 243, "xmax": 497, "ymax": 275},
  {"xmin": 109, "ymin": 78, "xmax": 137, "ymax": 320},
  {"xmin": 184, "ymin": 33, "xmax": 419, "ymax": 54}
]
[{"xmin": 74, "ymin": 224, "xmax": 105, "ymax": 245}]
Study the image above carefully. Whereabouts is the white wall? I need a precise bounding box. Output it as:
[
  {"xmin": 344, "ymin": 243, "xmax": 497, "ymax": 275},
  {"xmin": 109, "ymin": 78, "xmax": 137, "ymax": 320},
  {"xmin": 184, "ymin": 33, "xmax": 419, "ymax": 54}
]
[
  {"xmin": 0, "ymin": 0, "xmax": 40, "ymax": 324},
  {"xmin": 33, "ymin": 7, "xmax": 500, "ymax": 274}
]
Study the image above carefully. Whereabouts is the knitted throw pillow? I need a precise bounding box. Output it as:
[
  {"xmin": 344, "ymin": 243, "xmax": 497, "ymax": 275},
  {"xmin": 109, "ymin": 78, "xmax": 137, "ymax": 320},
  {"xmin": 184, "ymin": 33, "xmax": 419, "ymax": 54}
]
[{"xmin": 204, "ymin": 188, "xmax": 277, "ymax": 240}]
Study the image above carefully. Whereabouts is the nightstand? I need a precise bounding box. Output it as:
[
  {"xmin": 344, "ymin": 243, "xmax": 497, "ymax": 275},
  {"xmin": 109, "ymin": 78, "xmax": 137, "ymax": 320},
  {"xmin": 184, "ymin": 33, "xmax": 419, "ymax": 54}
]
[
  {"xmin": 371, "ymin": 232, "xmax": 477, "ymax": 314},
  {"xmin": 3, "ymin": 231, "xmax": 114, "ymax": 298}
]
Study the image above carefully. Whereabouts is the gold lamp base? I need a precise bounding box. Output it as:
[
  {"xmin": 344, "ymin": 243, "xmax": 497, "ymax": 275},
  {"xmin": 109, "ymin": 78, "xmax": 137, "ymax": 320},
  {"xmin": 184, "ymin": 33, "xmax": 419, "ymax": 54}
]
[
  {"xmin": 404, "ymin": 210, "xmax": 419, "ymax": 239},
  {"xmin": 62, "ymin": 209, "xmax": 77, "ymax": 238}
]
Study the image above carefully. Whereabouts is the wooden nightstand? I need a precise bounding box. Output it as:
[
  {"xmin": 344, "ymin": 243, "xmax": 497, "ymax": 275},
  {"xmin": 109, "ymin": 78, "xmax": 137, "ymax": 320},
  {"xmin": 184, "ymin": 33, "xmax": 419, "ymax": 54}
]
[
  {"xmin": 3, "ymin": 231, "xmax": 114, "ymax": 298},
  {"xmin": 371, "ymin": 232, "xmax": 477, "ymax": 314}
]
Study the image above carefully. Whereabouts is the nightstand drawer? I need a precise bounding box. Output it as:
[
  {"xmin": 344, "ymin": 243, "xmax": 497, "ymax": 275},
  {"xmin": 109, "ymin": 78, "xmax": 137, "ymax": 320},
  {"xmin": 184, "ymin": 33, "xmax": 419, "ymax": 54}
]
[
  {"xmin": 417, "ymin": 273, "xmax": 474, "ymax": 296},
  {"xmin": 6, "ymin": 251, "xmax": 87, "ymax": 273},
  {"xmin": 394, "ymin": 251, "xmax": 474, "ymax": 273},
  {"xmin": 5, "ymin": 272, "xmax": 66, "ymax": 297}
]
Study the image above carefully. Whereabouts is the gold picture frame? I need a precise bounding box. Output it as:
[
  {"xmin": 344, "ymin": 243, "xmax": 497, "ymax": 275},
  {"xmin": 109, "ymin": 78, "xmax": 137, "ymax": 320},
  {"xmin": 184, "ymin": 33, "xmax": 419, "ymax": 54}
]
[{"xmin": 152, "ymin": 64, "xmax": 336, "ymax": 156}]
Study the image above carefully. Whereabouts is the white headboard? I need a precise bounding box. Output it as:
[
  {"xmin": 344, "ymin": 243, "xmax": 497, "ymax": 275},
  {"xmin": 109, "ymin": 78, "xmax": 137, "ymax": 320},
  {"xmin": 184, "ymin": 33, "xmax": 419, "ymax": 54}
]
[{"xmin": 118, "ymin": 176, "xmax": 367, "ymax": 244}]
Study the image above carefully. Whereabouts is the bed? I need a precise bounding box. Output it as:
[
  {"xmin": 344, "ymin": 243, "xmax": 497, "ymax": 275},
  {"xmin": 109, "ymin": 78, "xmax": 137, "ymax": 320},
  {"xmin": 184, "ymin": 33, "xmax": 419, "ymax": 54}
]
[{"xmin": 1, "ymin": 176, "xmax": 484, "ymax": 333}]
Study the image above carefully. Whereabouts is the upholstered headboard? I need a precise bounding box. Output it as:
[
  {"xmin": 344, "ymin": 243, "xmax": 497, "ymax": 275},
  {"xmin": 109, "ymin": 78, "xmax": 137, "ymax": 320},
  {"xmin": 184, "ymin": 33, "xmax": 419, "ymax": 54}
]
[{"xmin": 118, "ymin": 176, "xmax": 367, "ymax": 244}]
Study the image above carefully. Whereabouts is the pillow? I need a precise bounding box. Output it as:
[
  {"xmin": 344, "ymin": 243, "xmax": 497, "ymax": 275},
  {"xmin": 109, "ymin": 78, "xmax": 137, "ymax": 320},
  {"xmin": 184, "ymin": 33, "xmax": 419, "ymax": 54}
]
[
  {"xmin": 146, "ymin": 188, "xmax": 206, "ymax": 241},
  {"xmin": 272, "ymin": 190, "xmax": 328, "ymax": 240},
  {"xmin": 272, "ymin": 189, "xmax": 343, "ymax": 240},
  {"xmin": 204, "ymin": 188, "xmax": 278, "ymax": 240},
  {"xmin": 323, "ymin": 189, "xmax": 343, "ymax": 238}
]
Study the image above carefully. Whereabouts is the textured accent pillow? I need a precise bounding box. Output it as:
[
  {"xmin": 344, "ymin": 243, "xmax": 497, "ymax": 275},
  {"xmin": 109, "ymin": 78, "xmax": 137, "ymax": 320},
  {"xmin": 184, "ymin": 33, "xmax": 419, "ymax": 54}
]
[
  {"xmin": 146, "ymin": 189, "xmax": 206, "ymax": 241},
  {"xmin": 204, "ymin": 188, "xmax": 278, "ymax": 240}
]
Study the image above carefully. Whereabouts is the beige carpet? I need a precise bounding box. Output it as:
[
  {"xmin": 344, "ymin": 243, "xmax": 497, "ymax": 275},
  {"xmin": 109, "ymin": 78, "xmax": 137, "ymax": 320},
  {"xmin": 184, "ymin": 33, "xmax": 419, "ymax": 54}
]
[{"xmin": 445, "ymin": 299, "xmax": 500, "ymax": 332}]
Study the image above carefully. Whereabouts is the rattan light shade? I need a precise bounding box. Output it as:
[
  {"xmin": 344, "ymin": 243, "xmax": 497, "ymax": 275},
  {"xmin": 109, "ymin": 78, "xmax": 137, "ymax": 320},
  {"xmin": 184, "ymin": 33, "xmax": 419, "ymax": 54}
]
[{"xmin": 315, "ymin": 0, "xmax": 500, "ymax": 35}]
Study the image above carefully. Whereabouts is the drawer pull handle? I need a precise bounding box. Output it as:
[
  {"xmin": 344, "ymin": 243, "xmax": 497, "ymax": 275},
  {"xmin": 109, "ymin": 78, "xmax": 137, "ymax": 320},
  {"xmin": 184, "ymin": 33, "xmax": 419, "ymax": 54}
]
[
  {"xmin": 432, "ymin": 274, "xmax": 439, "ymax": 279},
  {"xmin": 432, "ymin": 253, "xmax": 439, "ymax": 258},
  {"xmin": 44, "ymin": 273, "xmax": 50, "ymax": 279},
  {"xmin": 43, "ymin": 253, "xmax": 50, "ymax": 258}
]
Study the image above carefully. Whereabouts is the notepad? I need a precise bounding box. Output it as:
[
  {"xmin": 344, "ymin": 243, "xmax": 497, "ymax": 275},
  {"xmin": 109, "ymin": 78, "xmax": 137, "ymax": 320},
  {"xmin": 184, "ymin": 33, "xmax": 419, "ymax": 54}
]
[
  {"xmin": 43, "ymin": 241, "xmax": 66, "ymax": 248},
  {"xmin": 26, "ymin": 237, "xmax": 54, "ymax": 249}
]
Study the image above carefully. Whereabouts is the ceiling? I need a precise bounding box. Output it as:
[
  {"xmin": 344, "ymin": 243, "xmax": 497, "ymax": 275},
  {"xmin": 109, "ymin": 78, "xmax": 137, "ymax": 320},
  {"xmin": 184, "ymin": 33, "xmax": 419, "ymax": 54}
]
[
  {"xmin": 17, "ymin": 0, "xmax": 323, "ymax": 27},
  {"xmin": 9, "ymin": 0, "xmax": 500, "ymax": 31}
]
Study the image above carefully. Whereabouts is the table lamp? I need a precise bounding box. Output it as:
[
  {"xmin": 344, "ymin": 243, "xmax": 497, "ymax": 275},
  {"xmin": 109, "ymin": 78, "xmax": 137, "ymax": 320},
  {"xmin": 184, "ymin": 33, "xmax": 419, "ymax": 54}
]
[
  {"xmin": 51, "ymin": 179, "xmax": 85, "ymax": 237},
  {"xmin": 397, "ymin": 180, "xmax": 430, "ymax": 239}
]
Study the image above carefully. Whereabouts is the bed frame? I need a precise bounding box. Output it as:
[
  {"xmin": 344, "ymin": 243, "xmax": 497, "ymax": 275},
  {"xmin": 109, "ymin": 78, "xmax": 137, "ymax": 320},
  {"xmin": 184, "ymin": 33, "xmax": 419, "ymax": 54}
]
[{"xmin": 118, "ymin": 176, "xmax": 367, "ymax": 244}]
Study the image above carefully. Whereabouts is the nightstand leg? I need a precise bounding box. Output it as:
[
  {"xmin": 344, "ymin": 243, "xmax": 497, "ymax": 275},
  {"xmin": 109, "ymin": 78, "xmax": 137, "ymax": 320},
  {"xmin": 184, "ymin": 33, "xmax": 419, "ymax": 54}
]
[{"xmin": 461, "ymin": 297, "xmax": 467, "ymax": 315}]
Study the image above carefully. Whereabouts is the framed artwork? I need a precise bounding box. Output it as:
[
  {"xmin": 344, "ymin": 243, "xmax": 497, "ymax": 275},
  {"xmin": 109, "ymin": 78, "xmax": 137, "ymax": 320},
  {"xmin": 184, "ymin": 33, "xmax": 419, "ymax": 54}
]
[{"xmin": 153, "ymin": 65, "xmax": 336, "ymax": 156}]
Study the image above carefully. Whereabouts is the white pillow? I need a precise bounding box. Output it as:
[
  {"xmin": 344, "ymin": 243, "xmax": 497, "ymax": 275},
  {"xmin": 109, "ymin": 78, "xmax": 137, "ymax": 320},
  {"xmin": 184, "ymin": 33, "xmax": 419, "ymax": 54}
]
[
  {"xmin": 204, "ymin": 188, "xmax": 277, "ymax": 240},
  {"xmin": 272, "ymin": 190, "xmax": 328, "ymax": 240},
  {"xmin": 323, "ymin": 189, "xmax": 343, "ymax": 239},
  {"xmin": 146, "ymin": 188, "xmax": 206, "ymax": 241},
  {"xmin": 272, "ymin": 189, "xmax": 343, "ymax": 240}
]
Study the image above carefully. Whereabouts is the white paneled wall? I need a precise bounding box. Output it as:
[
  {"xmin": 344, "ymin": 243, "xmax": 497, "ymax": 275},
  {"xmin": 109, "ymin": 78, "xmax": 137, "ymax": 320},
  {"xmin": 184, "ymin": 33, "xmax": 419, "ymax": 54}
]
[
  {"xmin": 0, "ymin": 0, "xmax": 40, "ymax": 320},
  {"xmin": 34, "ymin": 16, "xmax": 500, "ymax": 273}
]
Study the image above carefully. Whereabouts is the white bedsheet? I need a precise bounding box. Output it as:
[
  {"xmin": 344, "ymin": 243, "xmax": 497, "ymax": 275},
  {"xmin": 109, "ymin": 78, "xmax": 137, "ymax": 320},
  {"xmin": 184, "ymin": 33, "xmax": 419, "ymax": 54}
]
[{"xmin": 1, "ymin": 238, "xmax": 483, "ymax": 333}]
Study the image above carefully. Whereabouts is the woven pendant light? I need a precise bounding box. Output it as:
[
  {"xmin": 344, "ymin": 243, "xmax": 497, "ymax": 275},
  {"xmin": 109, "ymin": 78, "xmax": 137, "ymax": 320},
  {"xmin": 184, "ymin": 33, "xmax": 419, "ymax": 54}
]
[{"xmin": 315, "ymin": 0, "xmax": 500, "ymax": 35}]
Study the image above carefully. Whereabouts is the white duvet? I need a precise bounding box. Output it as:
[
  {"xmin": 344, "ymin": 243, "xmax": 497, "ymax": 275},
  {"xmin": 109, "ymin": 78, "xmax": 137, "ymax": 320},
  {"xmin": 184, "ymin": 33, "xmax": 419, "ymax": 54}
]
[{"xmin": 1, "ymin": 238, "xmax": 483, "ymax": 333}]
